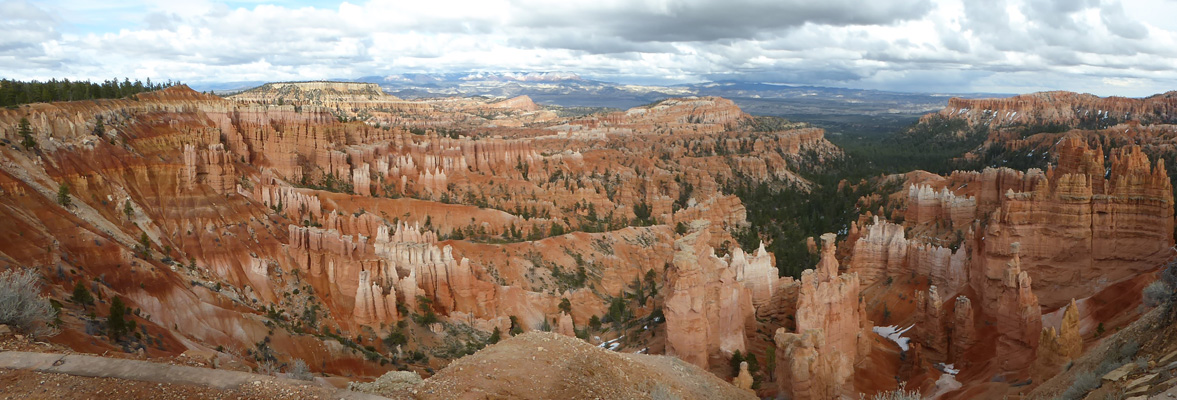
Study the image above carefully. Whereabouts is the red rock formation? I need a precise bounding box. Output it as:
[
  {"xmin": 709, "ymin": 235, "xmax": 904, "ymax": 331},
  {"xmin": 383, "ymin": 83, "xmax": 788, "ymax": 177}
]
[
  {"xmin": 843, "ymin": 134, "xmax": 1173, "ymax": 389},
  {"xmin": 931, "ymin": 91, "xmax": 1177, "ymax": 129},
  {"xmin": 797, "ymin": 234, "xmax": 870, "ymax": 364},
  {"xmin": 905, "ymin": 183, "xmax": 976, "ymax": 230},
  {"xmin": 600, "ymin": 97, "xmax": 747, "ymax": 135},
  {"xmin": 555, "ymin": 312, "xmax": 575, "ymax": 337},
  {"xmin": 664, "ymin": 221, "xmax": 755, "ymax": 370},
  {"xmin": 775, "ymin": 233, "xmax": 871, "ymax": 400},
  {"xmin": 776, "ymin": 328, "xmax": 845, "ymax": 400},
  {"xmin": 992, "ymin": 245, "xmax": 1043, "ymax": 373},
  {"xmin": 949, "ymin": 295, "xmax": 975, "ymax": 363},
  {"xmin": 875, "ymin": 137, "xmax": 1173, "ymax": 309},
  {"xmin": 730, "ymin": 242, "xmax": 778, "ymax": 307},
  {"xmin": 849, "ymin": 216, "xmax": 969, "ymax": 297},
  {"xmin": 252, "ymin": 181, "xmax": 323, "ymax": 222},
  {"xmin": 354, "ymin": 269, "xmax": 398, "ymax": 325},
  {"xmin": 1033, "ymin": 327, "xmax": 1066, "ymax": 383},
  {"xmin": 975, "ymin": 138, "xmax": 1174, "ymax": 308},
  {"xmin": 227, "ymin": 81, "xmax": 405, "ymax": 113},
  {"xmin": 182, "ymin": 143, "xmax": 235, "ymax": 194},
  {"xmin": 0, "ymin": 83, "xmax": 851, "ymax": 388},
  {"xmin": 914, "ymin": 286, "xmax": 947, "ymax": 358},
  {"xmin": 488, "ymin": 95, "xmax": 540, "ymax": 112},
  {"xmin": 1033, "ymin": 299, "xmax": 1082, "ymax": 382},
  {"xmin": 848, "ymin": 217, "xmax": 908, "ymax": 287},
  {"xmin": 1057, "ymin": 299, "xmax": 1082, "ymax": 360}
]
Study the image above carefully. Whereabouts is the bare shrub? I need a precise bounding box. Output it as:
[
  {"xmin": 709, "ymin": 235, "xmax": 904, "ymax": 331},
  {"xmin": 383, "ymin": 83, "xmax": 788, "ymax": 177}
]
[
  {"xmin": 862, "ymin": 382, "xmax": 920, "ymax": 400},
  {"xmin": 1119, "ymin": 340, "xmax": 1140, "ymax": 361},
  {"xmin": 1163, "ymin": 260, "xmax": 1177, "ymax": 290},
  {"xmin": 257, "ymin": 360, "xmax": 278, "ymax": 376},
  {"xmin": 1143, "ymin": 281, "xmax": 1170, "ymax": 308},
  {"xmin": 0, "ymin": 268, "xmax": 58, "ymax": 338},
  {"xmin": 1061, "ymin": 340, "xmax": 1141, "ymax": 400},
  {"xmin": 289, "ymin": 359, "xmax": 313, "ymax": 381},
  {"xmin": 1059, "ymin": 372, "xmax": 1101, "ymax": 400}
]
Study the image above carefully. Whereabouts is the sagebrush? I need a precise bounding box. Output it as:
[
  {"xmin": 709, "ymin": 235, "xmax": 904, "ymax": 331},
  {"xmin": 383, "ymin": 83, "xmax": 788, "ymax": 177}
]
[
  {"xmin": 0, "ymin": 268, "xmax": 58, "ymax": 337},
  {"xmin": 1143, "ymin": 281, "xmax": 1169, "ymax": 308},
  {"xmin": 289, "ymin": 359, "xmax": 313, "ymax": 381}
]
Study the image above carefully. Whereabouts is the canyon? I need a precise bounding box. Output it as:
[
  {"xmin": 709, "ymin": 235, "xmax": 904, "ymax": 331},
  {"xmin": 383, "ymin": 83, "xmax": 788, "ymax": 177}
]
[{"xmin": 1, "ymin": 82, "xmax": 1174, "ymax": 399}]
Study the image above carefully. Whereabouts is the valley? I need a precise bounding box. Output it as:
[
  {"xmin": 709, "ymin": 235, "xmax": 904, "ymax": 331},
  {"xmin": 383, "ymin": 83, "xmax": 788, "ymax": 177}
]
[{"xmin": 1, "ymin": 81, "xmax": 1175, "ymax": 400}]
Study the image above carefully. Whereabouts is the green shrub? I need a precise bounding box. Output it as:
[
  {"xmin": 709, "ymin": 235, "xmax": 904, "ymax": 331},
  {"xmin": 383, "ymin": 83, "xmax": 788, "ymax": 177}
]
[
  {"xmin": 383, "ymin": 328, "xmax": 407, "ymax": 347},
  {"xmin": 412, "ymin": 296, "xmax": 439, "ymax": 325}
]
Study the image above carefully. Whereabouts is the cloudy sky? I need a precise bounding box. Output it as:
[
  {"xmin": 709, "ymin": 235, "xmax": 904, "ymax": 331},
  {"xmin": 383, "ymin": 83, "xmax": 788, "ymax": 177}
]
[{"xmin": 3, "ymin": 0, "xmax": 1175, "ymax": 96}]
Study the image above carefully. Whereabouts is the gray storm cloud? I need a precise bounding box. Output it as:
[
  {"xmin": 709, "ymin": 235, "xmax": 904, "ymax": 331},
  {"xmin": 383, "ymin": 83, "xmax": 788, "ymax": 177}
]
[{"xmin": 2, "ymin": 0, "xmax": 1174, "ymax": 96}]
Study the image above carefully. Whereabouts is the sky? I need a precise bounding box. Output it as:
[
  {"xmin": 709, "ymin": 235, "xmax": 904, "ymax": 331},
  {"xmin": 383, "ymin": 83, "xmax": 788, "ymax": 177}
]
[{"xmin": 2, "ymin": 0, "xmax": 1176, "ymax": 96}]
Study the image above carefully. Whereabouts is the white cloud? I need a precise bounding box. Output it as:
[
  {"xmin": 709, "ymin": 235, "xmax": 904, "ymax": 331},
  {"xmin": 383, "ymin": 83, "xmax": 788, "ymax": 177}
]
[{"xmin": 1, "ymin": 0, "xmax": 1174, "ymax": 96}]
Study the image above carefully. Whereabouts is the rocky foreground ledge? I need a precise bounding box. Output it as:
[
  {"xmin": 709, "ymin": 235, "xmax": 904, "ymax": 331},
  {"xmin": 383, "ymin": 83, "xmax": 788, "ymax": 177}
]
[{"xmin": 0, "ymin": 349, "xmax": 384, "ymax": 399}]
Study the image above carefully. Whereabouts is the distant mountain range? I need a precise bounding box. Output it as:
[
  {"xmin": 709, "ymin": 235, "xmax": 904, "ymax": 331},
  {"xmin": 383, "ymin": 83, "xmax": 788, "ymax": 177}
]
[{"xmin": 195, "ymin": 72, "xmax": 1012, "ymax": 131}]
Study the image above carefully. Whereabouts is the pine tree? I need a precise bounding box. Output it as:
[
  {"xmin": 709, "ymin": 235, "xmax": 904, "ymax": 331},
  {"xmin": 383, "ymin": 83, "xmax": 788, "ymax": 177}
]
[
  {"xmin": 488, "ymin": 327, "xmax": 502, "ymax": 344},
  {"xmin": 18, "ymin": 117, "xmax": 36, "ymax": 150},
  {"xmin": 730, "ymin": 350, "xmax": 745, "ymax": 376},
  {"xmin": 558, "ymin": 298, "xmax": 572, "ymax": 314},
  {"xmin": 509, "ymin": 316, "xmax": 523, "ymax": 336},
  {"xmin": 107, "ymin": 296, "xmax": 129, "ymax": 342},
  {"xmin": 138, "ymin": 232, "xmax": 151, "ymax": 259},
  {"xmin": 56, "ymin": 182, "xmax": 71, "ymax": 207},
  {"xmin": 92, "ymin": 117, "xmax": 105, "ymax": 136},
  {"xmin": 71, "ymin": 280, "xmax": 94, "ymax": 308}
]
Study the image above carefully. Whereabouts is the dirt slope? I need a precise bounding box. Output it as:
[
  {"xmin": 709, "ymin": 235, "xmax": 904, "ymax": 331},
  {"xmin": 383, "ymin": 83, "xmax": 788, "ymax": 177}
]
[{"xmin": 415, "ymin": 332, "xmax": 755, "ymax": 400}]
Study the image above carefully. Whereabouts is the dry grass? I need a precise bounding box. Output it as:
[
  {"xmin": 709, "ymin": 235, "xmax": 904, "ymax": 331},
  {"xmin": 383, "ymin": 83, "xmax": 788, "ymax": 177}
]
[{"xmin": 863, "ymin": 382, "xmax": 920, "ymax": 400}]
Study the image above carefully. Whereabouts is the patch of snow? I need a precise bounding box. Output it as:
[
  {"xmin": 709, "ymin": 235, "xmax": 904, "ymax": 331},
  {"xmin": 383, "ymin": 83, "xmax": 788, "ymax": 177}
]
[
  {"xmin": 936, "ymin": 363, "xmax": 960, "ymax": 375},
  {"xmin": 873, "ymin": 325, "xmax": 914, "ymax": 351},
  {"xmin": 598, "ymin": 335, "xmax": 625, "ymax": 351}
]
